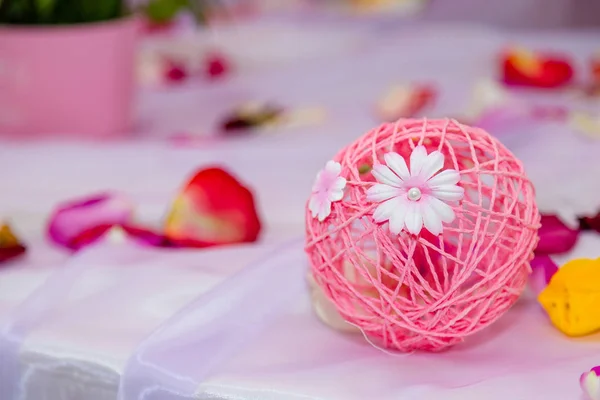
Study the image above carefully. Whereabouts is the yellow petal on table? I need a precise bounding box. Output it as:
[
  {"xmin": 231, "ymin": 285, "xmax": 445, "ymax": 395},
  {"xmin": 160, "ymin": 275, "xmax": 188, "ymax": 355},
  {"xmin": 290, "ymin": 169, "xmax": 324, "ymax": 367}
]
[
  {"xmin": 538, "ymin": 258, "xmax": 600, "ymax": 337},
  {"xmin": 0, "ymin": 223, "xmax": 20, "ymax": 248},
  {"xmin": 276, "ymin": 107, "xmax": 327, "ymax": 130},
  {"xmin": 569, "ymin": 112, "xmax": 600, "ymax": 139}
]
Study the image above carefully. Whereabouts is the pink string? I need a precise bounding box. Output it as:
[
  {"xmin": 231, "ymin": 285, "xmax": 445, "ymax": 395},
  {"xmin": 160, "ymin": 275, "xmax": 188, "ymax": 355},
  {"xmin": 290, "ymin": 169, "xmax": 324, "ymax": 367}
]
[{"xmin": 305, "ymin": 118, "xmax": 540, "ymax": 352}]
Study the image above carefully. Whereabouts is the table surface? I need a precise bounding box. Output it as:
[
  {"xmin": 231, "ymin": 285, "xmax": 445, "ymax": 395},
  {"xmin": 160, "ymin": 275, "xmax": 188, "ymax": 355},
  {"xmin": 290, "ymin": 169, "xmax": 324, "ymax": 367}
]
[{"xmin": 2, "ymin": 19, "xmax": 600, "ymax": 400}]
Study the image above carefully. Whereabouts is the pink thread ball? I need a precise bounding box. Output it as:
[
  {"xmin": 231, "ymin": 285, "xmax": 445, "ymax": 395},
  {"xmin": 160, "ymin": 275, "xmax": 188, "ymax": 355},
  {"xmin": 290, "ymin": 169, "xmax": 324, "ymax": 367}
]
[{"xmin": 305, "ymin": 118, "xmax": 540, "ymax": 352}]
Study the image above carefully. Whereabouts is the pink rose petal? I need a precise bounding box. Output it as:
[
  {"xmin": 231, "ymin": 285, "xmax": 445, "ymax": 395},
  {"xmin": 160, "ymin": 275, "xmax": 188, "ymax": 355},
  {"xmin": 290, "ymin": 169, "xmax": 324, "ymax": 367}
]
[
  {"xmin": 536, "ymin": 214, "xmax": 580, "ymax": 254},
  {"xmin": 529, "ymin": 254, "xmax": 559, "ymax": 296},
  {"xmin": 47, "ymin": 193, "xmax": 135, "ymax": 251}
]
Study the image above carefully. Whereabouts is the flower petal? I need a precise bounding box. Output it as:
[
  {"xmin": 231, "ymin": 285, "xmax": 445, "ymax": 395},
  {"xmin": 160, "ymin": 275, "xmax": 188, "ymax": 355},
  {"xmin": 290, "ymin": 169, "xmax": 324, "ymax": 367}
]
[
  {"xmin": 332, "ymin": 176, "xmax": 347, "ymax": 191},
  {"xmin": 536, "ymin": 214, "xmax": 579, "ymax": 254},
  {"xmin": 372, "ymin": 164, "xmax": 403, "ymax": 187},
  {"xmin": 421, "ymin": 200, "xmax": 443, "ymax": 235},
  {"xmin": 330, "ymin": 189, "xmax": 344, "ymax": 202},
  {"xmin": 47, "ymin": 193, "xmax": 135, "ymax": 251},
  {"xmin": 165, "ymin": 167, "xmax": 262, "ymax": 245},
  {"xmin": 409, "ymin": 145, "xmax": 428, "ymax": 177},
  {"xmin": 308, "ymin": 195, "xmax": 321, "ymax": 218},
  {"xmin": 384, "ymin": 152, "xmax": 410, "ymax": 181},
  {"xmin": 389, "ymin": 198, "xmax": 408, "ymax": 234},
  {"xmin": 0, "ymin": 223, "xmax": 26, "ymax": 264},
  {"xmin": 325, "ymin": 160, "xmax": 342, "ymax": 176},
  {"xmin": 404, "ymin": 201, "xmax": 423, "ymax": 235},
  {"xmin": 431, "ymin": 184, "xmax": 465, "ymax": 202},
  {"xmin": 428, "ymin": 169, "xmax": 460, "ymax": 188},
  {"xmin": 318, "ymin": 201, "xmax": 331, "ymax": 222},
  {"xmin": 529, "ymin": 255, "xmax": 558, "ymax": 296},
  {"xmin": 312, "ymin": 170, "xmax": 324, "ymax": 192},
  {"xmin": 373, "ymin": 197, "xmax": 401, "ymax": 223},
  {"xmin": 427, "ymin": 196, "xmax": 456, "ymax": 223},
  {"xmin": 420, "ymin": 151, "xmax": 445, "ymax": 181},
  {"xmin": 581, "ymin": 369, "xmax": 600, "ymax": 400},
  {"xmin": 367, "ymin": 184, "xmax": 403, "ymax": 202}
]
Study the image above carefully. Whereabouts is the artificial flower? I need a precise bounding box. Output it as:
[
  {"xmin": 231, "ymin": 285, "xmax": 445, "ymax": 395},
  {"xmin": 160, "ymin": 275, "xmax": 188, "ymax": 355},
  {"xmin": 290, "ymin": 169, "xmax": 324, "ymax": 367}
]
[
  {"xmin": 501, "ymin": 47, "xmax": 573, "ymax": 88},
  {"xmin": 538, "ymin": 258, "xmax": 600, "ymax": 337},
  {"xmin": 0, "ymin": 223, "xmax": 26, "ymax": 263},
  {"xmin": 376, "ymin": 84, "xmax": 435, "ymax": 122},
  {"xmin": 47, "ymin": 193, "xmax": 135, "ymax": 251},
  {"xmin": 581, "ymin": 366, "xmax": 600, "ymax": 400},
  {"xmin": 309, "ymin": 161, "xmax": 347, "ymax": 222},
  {"xmin": 366, "ymin": 145, "xmax": 463, "ymax": 235},
  {"xmin": 535, "ymin": 214, "xmax": 580, "ymax": 255},
  {"xmin": 164, "ymin": 167, "xmax": 261, "ymax": 246}
]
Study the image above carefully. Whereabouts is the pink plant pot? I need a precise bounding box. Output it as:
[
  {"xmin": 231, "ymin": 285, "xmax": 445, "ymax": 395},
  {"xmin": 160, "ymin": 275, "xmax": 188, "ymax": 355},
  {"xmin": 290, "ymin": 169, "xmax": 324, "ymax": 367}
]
[{"xmin": 0, "ymin": 17, "xmax": 139, "ymax": 138}]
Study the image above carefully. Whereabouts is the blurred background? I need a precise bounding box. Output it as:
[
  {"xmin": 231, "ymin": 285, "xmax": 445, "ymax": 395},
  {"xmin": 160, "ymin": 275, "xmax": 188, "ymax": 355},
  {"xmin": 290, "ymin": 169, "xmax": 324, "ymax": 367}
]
[
  {"xmin": 2, "ymin": 0, "xmax": 600, "ymax": 244},
  {"xmin": 1, "ymin": 0, "xmax": 600, "ymax": 140}
]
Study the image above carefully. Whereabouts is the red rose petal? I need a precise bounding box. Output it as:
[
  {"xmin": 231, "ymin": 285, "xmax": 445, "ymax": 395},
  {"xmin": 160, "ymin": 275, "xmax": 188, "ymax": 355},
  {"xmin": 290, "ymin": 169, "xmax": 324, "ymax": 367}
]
[
  {"xmin": 164, "ymin": 167, "xmax": 261, "ymax": 247},
  {"xmin": 501, "ymin": 48, "xmax": 573, "ymax": 89}
]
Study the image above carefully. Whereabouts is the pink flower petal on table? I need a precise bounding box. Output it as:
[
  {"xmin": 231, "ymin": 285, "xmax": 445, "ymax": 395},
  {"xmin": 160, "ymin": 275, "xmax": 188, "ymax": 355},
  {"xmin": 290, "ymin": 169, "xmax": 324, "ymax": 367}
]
[
  {"xmin": 581, "ymin": 366, "xmax": 600, "ymax": 400},
  {"xmin": 536, "ymin": 214, "xmax": 579, "ymax": 254},
  {"xmin": 47, "ymin": 193, "xmax": 135, "ymax": 251},
  {"xmin": 203, "ymin": 52, "xmax": 231, "ymax": 80},
  {"xmin": 68, "ymin": 224, "xmax": 211, "ymax": 250},
  {"xmin": 529, "ymin": 254, "xmax": 559, "ymax": 296}
]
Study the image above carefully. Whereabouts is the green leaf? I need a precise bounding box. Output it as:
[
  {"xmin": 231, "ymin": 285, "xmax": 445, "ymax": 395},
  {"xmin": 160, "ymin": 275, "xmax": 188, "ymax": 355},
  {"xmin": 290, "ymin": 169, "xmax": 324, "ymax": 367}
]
[
  {"xmin": 144, "ymin": 0, "xmax": 187, "ymax": 23},
  {"xmin": 35, "ymin": 0, "xmax": 53, "ymax": 14},
  {"xmin": 78, "ymin": 0, "xmax": 123, "ymax": 22},
  {"xmin": 0, "ymin": 0, "xmax": 38, "ymax": 24},
  {"xmin": 35, "ymin": 0, "xmax": 55, "ymax": 21}
]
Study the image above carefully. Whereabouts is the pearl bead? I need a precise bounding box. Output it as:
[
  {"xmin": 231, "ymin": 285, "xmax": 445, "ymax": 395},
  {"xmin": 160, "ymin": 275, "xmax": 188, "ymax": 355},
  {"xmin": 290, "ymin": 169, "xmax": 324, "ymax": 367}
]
[{"xmin": 407, "ymin": 187, "xmax": 422, "ymax": 201}]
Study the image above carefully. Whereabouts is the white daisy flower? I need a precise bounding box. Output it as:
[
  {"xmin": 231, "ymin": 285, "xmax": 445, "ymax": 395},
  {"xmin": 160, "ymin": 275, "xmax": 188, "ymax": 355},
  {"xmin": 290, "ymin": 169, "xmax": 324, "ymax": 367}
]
[{"xmin": 366, "ymin": 145, "xmax": 464, "ymax": 235}]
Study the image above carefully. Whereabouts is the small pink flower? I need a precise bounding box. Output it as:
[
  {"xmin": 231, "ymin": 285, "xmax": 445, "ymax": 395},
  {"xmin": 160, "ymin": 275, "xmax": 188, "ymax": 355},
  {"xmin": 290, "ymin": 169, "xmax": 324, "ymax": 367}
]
[
  {"xmin": 367, "ymin": 145, "xmax": 464, "ymax": 235},
  {"xmin": 581, "ymin": 366, "xmax": 600, "ymax": 399},
  {"xmin": 309, "ymin": 161, "xmax": 347, "ymax": 222}
]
